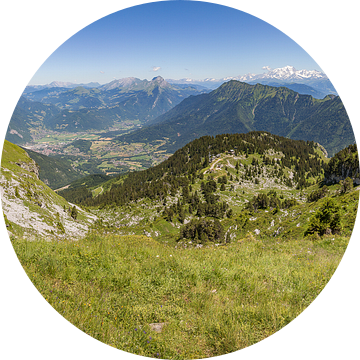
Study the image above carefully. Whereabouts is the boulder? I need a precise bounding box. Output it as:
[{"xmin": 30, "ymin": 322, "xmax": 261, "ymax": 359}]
[{"xmin": 149, "ymin": 322, "xmax": 167, "ymax": 333}]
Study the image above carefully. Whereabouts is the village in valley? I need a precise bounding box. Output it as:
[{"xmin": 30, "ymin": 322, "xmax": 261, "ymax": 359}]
[{"xmin": 23, "ymin": 129, "xmax": 171, "ymax": 176}]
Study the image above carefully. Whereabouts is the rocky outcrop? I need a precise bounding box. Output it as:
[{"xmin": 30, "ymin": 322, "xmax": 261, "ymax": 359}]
[
  {"xmin": 323, "ymin": 144, "xmax": 359, "ymax": 185},
  {"xmin": 324, "ymin": 164, "xmax": 360, "ymax": 185},
  {"xmin": 317, "ymin": 143, "xmax": 328, "ymax": 158},
  {"xmin": 1, "ymin": 141, "xmax": 97, "ymax": 240},
  {"xmin": 324, "ymin": 173, "xmax": 360, "ymax": 186},
  {"xmin": 15, "ymin": 154, "xmax": 40, "ymax": 179}
]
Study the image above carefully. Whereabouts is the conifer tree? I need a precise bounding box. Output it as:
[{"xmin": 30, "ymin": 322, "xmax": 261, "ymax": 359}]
[
  {"xmin": 70, "ymin": 206, "xmax": 78, "ymax": 220},
  {"xmin": 340, "ymin": 177, "xmax": 353, "ymax": 194},
  {"xmin": 305, "ymin": 198, "xmax": 341, "ymax": 236}
]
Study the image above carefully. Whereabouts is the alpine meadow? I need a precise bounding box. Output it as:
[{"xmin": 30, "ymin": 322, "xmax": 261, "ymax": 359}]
[{"xmin": 1, "ymin": 1, "xmax": 359, "ymax": 360}]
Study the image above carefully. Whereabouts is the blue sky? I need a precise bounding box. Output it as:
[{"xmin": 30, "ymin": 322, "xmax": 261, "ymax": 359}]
[{"xmin": 29, "ymin": 1, "xmax": 322, "ymax": 85}]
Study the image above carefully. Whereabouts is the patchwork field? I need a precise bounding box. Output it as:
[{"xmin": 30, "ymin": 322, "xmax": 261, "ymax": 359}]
[{"xmin": 25, "ymin": 128, "xmax": 171, "ymax": 177}]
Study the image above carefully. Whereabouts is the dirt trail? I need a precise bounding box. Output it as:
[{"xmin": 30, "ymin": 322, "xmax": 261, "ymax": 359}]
[
  {"xmin": 209, "ymin": 156, "xmax": 236, "ymax": 170},
  {"xmin": 209, "ymin": 157, "xmax": 223, "ymax": 171},
  {"xmin": 54, "ymin": 184, "xmax": 70, "ymax": 192},
  {"xmin": 226, "ymin": 159, "xmax": 235, "ymax": 168}
]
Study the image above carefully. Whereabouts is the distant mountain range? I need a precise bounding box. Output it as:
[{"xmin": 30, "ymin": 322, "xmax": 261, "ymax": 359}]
[
  {"xmin": 7, "ymin": 76, "xmax": 207, "ymax": 143},
  {"xmin": 23, "ymin": 81, "xmax": 102, "ymax": 93},
  {"xmin": 23, "ymin": 76, "xmax": 207, "ymax": 111},
  {"xmin": 167, "ymin": 66, "xmax": 337, "ymax": 97},
  {"xmin": 7, "ymin": 69, "xmax": 351, "ymax": 158},
  {"xmin": 118, "ymin": 80, "xmax": 353, "ymax": 157},
  {"xmin": 24, "ymin": 66, "xmax": 336, "ymax": 98}
]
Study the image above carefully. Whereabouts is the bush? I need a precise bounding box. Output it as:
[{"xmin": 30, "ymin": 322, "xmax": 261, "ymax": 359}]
[
  {"xmin": 246, "ymin": 193, "xmax": 269, "ymax": 211},
  {"xmin": 217, "ymin": 175, "xmax": 227, "ymax": 185},
  {"xmin": 57, "ymin": 221, "xmax": 65, "ymax": 234},
  {"xmin": 305, "ymin": 198, "xmax": 341, "ymax": 236},
  {"xmin": 307, "ymin": 186, "xmax": 329, "ymax": 202},
  {"xmin": 281, "ymin": 198, "xmax": 298, "ymax": 209},
  {"xmin": 339, "ymin": 177, "xmax": 353, "ymax": 194},
  {"xmin": 179, "ymin": 218, "xmax": 224, "ymax": 243}
]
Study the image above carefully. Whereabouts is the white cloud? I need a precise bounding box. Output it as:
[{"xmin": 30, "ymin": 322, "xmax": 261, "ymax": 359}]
[
  {"xmin": 262, "ymin": 66, "xmax": 271, "ymax": 71},
  {"xmin": 100, "ymin": 71, "xmax": 105, "ymax": 74},
  {"xmin": 152, "ymin": 66, "xmax": 161, "ymax": 72}
]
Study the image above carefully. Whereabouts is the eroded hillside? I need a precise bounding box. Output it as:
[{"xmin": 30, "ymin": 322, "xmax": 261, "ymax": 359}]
[{"xmin": 1, "ymin": 140, "xmax": 97, "ymax": 239}]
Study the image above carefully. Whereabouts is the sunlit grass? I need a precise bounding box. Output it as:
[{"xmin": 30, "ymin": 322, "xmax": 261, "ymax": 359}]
[{"xmin": 12, "ymin": 232, "xmax": 348, "ymax": 359}]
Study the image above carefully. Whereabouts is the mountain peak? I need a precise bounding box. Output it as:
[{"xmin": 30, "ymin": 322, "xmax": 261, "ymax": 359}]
[
  {"xmin": 166, "ymin": 66, "xmax": 327, "ymax": 89},
  {"xmin": 152, "ymin": 76, "xmax": 164, "ymax": 81},
  {"xmin": 257, "ymin": 66, "xmax": 325, "ymax": 81},
  {"xmin": 150, "ymin": 76, "xmax": 171, "ymax": 89}
]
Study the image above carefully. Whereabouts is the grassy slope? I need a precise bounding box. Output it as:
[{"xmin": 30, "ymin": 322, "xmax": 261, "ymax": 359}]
[
  {"xmin": 12, "ymin": 231, "xmax": 348, "ymax": 359},
  {"xmin": 1, "ymin": 140, "xmax": 96, "ymax": 239}
]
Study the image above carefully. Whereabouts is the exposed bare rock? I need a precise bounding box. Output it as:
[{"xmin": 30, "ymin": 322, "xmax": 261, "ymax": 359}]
[
  {"xmin": 1, "ymin": 141, "xmax": 97, "ymax": 240},
  {"xmin": 149, "ymin": 322, "xmax": 167, "ymax": 333}
]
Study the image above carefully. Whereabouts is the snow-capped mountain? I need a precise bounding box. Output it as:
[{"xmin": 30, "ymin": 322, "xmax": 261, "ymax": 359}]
[
  {"xmin": 236, "ymin": 66, "xmax": 326, "ymax": 82},
  {"xmin": 166, "ymin": 66, "xmax": 335, "ymax": 97},
  {"xmin": 167, "ymin": 66, "xmax": 327, "ymax": 87}
]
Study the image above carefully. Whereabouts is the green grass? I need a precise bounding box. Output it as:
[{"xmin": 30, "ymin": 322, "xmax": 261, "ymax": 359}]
[
  {"xmin": 92, "ymin": 186, "xmax": 104, "ymax": 197},
  {"xmin": 11, "ymin": 231, "xmax": 348, "ymax": 359},
  {"xmin": 1, "ymin": 140, "xmax": 33, "ymax": 177}
]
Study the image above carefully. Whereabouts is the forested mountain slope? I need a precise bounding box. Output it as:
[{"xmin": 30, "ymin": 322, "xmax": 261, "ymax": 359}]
[
  {"xmin": 118, "ymin": 81, "xmax": 353, "ymax": 156},
  {"xmin": 63, "ymin": 132, "xmax": 326, "ymax": 207},
  {"xmin": 57, "ymin": 132, "xmax": 358, "ymax": 246}
]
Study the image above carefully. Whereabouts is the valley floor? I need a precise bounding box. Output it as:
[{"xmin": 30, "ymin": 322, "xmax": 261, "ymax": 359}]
[{"xmin": 24, "ymin": 129, "xmax": 171, "ymax": 177}]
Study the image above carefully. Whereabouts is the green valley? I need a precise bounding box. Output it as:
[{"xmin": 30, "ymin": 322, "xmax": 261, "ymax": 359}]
[{"xmin": 25, "ymin": 135, "xmax": 156, "ymax": 185}]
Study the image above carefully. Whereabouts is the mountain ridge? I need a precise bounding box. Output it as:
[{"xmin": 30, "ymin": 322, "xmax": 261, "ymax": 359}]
[
  {"xmin": 118, "ymin": 81, "xmax": 353, "ymax": 157},
  {"xmin": 24, "ymin": 65, "xmax": 334, "ymax": 94},
  {"xmin": 7, "ymin": 77, "xmax": 207, "ymax": 142},
  {"xmin": 166, "ymin": 65, "xmax": 329, "ymax": 85}
]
